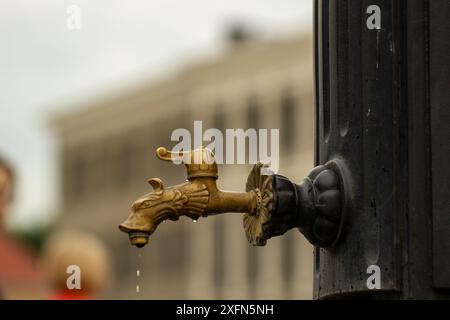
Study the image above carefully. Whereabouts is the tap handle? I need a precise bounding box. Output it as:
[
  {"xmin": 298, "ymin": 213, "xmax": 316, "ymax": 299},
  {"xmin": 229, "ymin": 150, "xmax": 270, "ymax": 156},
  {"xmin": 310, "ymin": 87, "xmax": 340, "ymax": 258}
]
[
  {"xmin": 155, "ymin": 147, "xmax": 218, "ymax": 179},
  {"xmin": 155, "ymin": 147, "xmax": 189, "ymax": 163}
]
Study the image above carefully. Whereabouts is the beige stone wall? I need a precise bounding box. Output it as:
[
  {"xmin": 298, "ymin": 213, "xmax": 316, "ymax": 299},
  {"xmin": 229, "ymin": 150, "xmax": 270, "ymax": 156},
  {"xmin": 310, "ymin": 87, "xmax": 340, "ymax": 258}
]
[{"xmin": 52, "ymin": 35, "xmax": 314, "ymax": 299}]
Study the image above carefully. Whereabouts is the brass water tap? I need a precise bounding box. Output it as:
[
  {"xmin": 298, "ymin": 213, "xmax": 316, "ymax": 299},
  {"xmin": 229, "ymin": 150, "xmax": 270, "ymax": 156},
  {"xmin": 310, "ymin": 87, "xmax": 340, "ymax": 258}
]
[{"xmin": 119, "ymin": 147, "xmax": 350, "ymax": 249}]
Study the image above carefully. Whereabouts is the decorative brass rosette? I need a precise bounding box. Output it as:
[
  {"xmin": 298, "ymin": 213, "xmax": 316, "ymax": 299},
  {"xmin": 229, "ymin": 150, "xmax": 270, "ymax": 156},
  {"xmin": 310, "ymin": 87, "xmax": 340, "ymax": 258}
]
[{"xmin": 243, "ymin": 163, "xmax": 274, "ymax": 246}]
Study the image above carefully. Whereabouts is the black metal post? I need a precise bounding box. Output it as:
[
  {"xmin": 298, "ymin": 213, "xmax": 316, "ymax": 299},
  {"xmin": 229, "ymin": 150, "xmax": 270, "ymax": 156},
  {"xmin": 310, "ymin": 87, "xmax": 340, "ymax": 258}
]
[{"xmin": 313, "ymin": 0, "xmax": 450, "ymax": 299}]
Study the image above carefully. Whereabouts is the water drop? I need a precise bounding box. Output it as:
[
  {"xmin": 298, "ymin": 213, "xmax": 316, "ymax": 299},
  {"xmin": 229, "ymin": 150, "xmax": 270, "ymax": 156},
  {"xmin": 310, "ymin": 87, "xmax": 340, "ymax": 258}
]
[
  {"xmin": 193, "ymin": 219, "xmax": 197, "ymax": 223},
  {"xmin": 137, "ymin": 269, "xmax": 140, "ymax": 277},
  {"xmin": 136, "ymin": 285, "xmax": 140, "ymax": 293}
]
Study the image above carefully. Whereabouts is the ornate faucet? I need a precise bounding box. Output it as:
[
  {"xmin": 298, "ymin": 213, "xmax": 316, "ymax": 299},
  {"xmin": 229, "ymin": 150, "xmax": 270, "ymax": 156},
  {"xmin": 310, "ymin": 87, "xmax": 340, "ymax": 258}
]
[{"xmin": 119, "ymin": 147, "xmax": 350, "ymax": 249}]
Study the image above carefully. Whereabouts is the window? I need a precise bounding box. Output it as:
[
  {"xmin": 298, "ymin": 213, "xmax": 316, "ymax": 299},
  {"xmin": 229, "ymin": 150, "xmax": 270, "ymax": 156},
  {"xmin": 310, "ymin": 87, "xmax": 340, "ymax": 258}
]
[
  {"xmin": 214, "ymin": 103, "xmax": 225, "ymax": 132},
  {"xmin": 118, "ymin": 142, "xmax": 132, "ymax": 188},
  {"xmin": 246, "ymin": 96, "xmax": 260, "ymax": 292},
  {"xmin": 247, "ymin": 96, "xmax": 259, "ymax": 130},
  {"xmin": 213, "ymin": 217, "xmax": 225, "ymax": 295},
  {"xmin": 213, "ymin": 104, "xmax": 225, "ymax": 295},
  {"xmin": 69, "ymin": 151, "xmax": 86, "ymax": 201},
  {"xmin": 281, "ymin": 231, "xmax": 295, "ymax": 293},
  {"xmin": 281, "ymin": 91, "xmax": 297, "ymax": 150}
]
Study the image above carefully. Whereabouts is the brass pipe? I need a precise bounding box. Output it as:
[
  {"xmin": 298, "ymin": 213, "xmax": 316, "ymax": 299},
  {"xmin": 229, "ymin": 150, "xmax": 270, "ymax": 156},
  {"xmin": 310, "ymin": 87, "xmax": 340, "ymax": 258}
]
[{"xmin": 208, "ymin": 190, "xmax": 255, "ymax": 214}]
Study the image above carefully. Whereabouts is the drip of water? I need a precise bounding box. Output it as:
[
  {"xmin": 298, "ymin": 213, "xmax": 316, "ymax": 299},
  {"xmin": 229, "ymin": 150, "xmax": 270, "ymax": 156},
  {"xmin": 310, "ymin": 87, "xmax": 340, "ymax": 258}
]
[
  {"xmin": 136, "ymin": 250, "xmax": 142, "ymax": 297},
  {"xmin": 193, "ymin": 219, "xmax": 197, "ymax": 223}
]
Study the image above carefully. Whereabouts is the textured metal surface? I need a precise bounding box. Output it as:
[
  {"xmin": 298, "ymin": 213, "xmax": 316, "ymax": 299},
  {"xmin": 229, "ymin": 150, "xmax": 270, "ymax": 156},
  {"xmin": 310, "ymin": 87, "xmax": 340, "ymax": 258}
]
[
  {"xmin": 313, "ymin": 0, "xmax": 450, "ymax": 299},
  {"xmin": 429, "ymin": 0, "xmax": 450, "ymax": 289},
  {"xmin": 314, "ymin": 0, "xmax": 401, "ymax": 298}
]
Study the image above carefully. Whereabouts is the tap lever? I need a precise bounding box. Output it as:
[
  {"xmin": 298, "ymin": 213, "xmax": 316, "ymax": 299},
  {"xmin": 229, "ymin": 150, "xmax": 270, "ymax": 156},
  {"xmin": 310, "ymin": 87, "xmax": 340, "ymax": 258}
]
[{"xmin": 156, "ymin": 147, "xmax": 218, "ymax": 179}]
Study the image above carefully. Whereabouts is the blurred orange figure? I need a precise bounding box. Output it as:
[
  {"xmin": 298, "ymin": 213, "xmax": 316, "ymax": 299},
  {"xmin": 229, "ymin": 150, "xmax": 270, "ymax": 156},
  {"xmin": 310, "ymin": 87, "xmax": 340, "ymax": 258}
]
[
  {"xmin": 41, "ymin": 231, "xmax": 111, "ymax": 300},
  {"xmin": 0, "ymin": 157, "xmax": 44, "ymax": 299}
]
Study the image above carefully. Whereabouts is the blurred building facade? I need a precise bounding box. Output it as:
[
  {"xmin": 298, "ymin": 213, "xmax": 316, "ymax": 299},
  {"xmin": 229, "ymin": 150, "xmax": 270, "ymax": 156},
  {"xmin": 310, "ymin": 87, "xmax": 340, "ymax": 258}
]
[{"xmin": 52, "ymin": 34, "xmax": 314, "ymax": 299}]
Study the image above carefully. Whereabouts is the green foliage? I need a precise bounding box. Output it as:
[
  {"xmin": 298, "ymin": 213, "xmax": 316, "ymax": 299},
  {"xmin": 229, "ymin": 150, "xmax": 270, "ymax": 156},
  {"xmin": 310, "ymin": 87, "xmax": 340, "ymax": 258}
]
[{"xmin": 12, "ymin": 223, "xmax": 54, "ymax": 254}]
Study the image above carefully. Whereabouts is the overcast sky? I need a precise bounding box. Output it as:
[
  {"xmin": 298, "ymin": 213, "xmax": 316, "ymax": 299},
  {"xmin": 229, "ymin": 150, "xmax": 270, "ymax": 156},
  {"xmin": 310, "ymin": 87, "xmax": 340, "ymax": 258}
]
[{"xmin": 0, "ymin": 0, "xmax": 312, "ymax": 229}]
